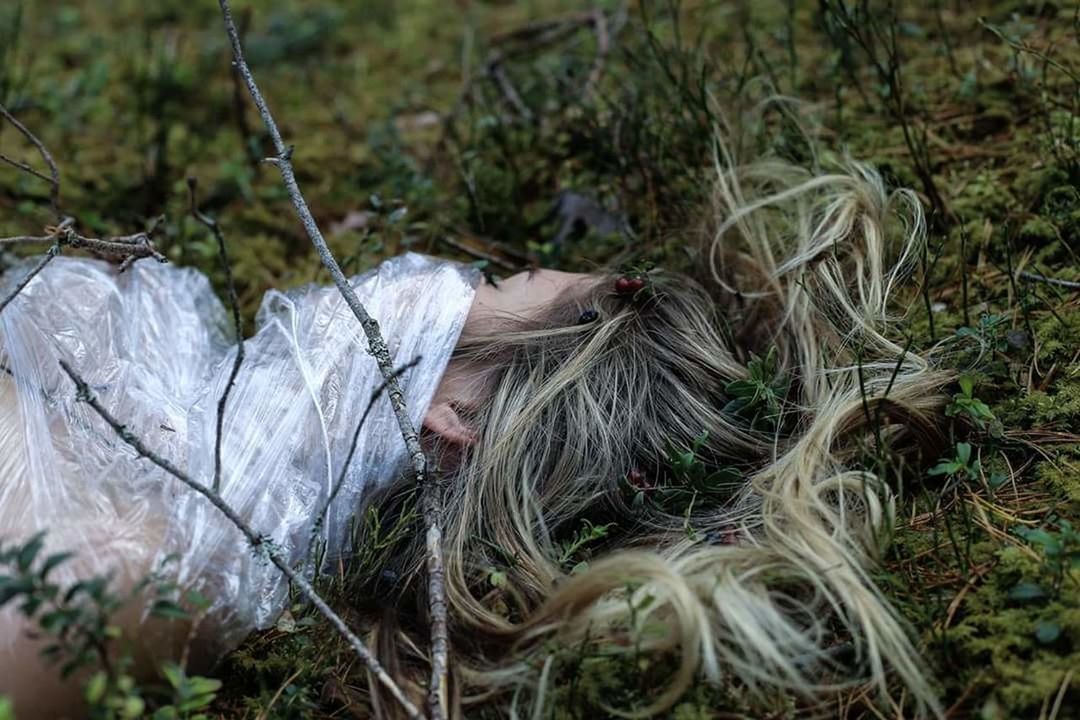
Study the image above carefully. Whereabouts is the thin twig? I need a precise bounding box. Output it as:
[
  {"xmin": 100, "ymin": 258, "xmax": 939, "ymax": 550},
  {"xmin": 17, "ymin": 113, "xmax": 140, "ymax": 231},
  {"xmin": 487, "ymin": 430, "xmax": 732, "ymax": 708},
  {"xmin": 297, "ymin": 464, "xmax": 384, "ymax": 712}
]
[
  {"xmin": 583, "ymin": 8, "xmax": 610, "ymax": 98},
  {"xmin": 0, "ymin": 102, "xmax": 61, "ymax": 219},
  {"xmin": 0, "ymin": 232, "xmax": 65, "ymax": 245},
  {"xmin": 447, "ymin": 8, "xmax": 621, "ymax": 130},
  {"xmin": 1018, "ymin": 271, "xmax": 1080, "ymax": 290},
  {"xmin": 58, "ymin": 359, "xmax": 423, "ymax": 720},
  {"xmin": 0, "ymin": 220, "xmax": 167, "ymax": 268},
  {"xmin": 489, "ymin": 62, "xmax": 533, "ymax": 120},
  {"xmin": 0, "ymin": 243, "xmax": 60, "ymax": 315},
  {"xmin": 0, "ymin": 151, "xmax": 56, "ymax": 185},
  {"xmin": 437, "ymin": 235, "xmax": 519, "ymax": 272},
  {"xmin": 216, "ymin": 2, "xmax": 449, "ymax": 716},
  {"xmin": 188, "ymin": 177, "xmax": 245, "ymax": 493},
  {"xmin": 312, "ymin": 355, "xmax": 424, "ymax": 543}
]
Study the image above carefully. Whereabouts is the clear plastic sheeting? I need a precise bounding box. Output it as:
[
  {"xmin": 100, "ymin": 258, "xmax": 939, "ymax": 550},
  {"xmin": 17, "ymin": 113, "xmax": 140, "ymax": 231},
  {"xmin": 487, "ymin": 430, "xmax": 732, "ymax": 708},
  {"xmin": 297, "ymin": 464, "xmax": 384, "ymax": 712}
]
[{"xmin": 0, "ymin": 252, "xmax": 477, "ymax": 654}]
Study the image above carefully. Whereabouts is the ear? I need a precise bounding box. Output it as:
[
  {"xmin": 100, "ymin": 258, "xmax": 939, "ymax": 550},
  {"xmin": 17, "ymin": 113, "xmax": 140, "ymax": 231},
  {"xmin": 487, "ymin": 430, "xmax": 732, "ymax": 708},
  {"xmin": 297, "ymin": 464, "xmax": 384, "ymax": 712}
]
[{"xmin": 422, "ymin": 401, "xmax": 478, "ymax": 448}]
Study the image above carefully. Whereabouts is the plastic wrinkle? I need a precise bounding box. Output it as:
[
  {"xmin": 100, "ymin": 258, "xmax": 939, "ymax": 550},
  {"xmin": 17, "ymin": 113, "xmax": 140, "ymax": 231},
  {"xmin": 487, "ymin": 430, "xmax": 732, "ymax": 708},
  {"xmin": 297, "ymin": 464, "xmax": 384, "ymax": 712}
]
[{"xmin": 0, "ymin": 252, "xmax": 477, "ymax": 655}]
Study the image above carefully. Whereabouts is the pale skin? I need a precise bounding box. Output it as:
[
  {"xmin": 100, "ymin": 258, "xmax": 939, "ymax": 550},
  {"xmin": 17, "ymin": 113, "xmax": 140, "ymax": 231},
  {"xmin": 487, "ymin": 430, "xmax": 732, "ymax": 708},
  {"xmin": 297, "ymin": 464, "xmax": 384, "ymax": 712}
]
[
  {"xmin": 422, "ymin": 268, "xmax": 588, "ymax": 449},
  {"xmin": 1, "ymin": 265, "xmax": 588, "ymax": 718}
]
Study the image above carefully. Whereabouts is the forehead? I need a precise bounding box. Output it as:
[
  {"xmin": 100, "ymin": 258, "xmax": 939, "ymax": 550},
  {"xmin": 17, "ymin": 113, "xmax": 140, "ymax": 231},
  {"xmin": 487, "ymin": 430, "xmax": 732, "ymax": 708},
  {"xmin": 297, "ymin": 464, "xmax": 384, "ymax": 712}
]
[{"xmin": 509, "ymin": 269, "xmax": 590, "ymax": 300}]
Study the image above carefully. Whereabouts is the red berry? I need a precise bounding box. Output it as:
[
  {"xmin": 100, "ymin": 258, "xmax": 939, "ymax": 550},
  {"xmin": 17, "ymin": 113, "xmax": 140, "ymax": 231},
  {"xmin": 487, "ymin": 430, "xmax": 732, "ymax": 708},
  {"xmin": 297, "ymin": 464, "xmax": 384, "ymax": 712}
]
[
  {"xmin": 615, "ymin": 276, "xmax": 646, "ymax": 295},
  {"xmin": 627, "ymin": 468, "xmax": 649, "ymax": 489}
]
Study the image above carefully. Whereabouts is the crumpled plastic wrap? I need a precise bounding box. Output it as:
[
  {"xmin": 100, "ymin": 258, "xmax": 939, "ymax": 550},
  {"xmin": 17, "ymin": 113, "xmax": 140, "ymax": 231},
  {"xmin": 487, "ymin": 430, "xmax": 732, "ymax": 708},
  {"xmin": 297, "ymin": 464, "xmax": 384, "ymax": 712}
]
[{"xmin": 0, "ymin": 252, "xmax": 477, "ymax": 654}]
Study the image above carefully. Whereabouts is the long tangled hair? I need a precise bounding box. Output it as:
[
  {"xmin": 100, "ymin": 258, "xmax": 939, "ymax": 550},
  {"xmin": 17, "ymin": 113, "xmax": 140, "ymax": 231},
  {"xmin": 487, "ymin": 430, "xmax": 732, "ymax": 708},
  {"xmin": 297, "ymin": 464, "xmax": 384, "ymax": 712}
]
[{"xmin": 359, "ymin": 131, "xmax": 950, "ymax": 717}]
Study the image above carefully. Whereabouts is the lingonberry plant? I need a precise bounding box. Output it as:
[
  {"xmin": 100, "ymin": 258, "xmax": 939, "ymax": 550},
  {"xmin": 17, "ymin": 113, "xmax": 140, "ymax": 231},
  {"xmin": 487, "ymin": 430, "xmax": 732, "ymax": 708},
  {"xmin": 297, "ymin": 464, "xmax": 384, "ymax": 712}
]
[{"xmin": 0, "ymin": 533, "xmax": 219, "ymax": 719}]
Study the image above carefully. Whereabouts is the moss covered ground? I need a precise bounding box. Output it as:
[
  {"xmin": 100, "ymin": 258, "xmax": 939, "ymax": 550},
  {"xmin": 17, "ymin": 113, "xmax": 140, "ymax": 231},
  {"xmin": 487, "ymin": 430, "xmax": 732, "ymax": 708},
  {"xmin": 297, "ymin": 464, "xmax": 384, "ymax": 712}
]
[{"xmin": 1, "ymin": 0, "xmax": 1078, "ymax": 717}]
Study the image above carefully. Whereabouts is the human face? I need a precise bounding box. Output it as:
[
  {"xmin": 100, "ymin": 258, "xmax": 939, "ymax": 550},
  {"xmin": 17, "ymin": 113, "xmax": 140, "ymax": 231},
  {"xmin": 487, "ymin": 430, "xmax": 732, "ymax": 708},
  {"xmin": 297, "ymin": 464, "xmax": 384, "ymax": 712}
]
[
  {"xmin": 464, "ymin": 268, "xmax": 591, "ymax": 334},
  {"xmin": 426, "ymin": 268, "xmax": 591, "ymax": 451}
]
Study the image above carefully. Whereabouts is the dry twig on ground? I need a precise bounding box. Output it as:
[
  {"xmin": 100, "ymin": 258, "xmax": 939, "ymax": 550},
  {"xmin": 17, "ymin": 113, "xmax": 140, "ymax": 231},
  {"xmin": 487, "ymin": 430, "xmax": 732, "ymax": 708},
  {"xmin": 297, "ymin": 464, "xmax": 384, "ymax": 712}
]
[{"xmin": 1019, "ymin": 270, "xmax": 1080, "ymax": 291}]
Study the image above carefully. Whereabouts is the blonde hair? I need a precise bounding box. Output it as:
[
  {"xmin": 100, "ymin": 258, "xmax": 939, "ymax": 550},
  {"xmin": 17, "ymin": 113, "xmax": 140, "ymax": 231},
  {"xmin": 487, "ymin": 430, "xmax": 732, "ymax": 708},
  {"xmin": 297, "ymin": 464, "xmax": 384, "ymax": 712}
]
[{"xmin": 359, "ymin": 133, "xmax": 950, "ymax": 718}]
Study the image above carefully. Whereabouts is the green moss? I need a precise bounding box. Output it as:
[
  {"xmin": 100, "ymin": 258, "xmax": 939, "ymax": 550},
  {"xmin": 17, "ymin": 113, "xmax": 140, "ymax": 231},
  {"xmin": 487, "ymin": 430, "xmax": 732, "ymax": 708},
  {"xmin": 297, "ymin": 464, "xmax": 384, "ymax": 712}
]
[
  {"xmin": 952, "ymin": 170, "xmax": 1020, "ymax": 223},
  {"xmin": 1037, "ymin": 456, "xmax": 1080, "ymax": 504},
  {"xmin": 931, "ymin": 543, "xmax": 1080, "ymax": 717},
  {"xmin": 1018, "ymin": 216, "xmax": 1059, "ymax": 246}
]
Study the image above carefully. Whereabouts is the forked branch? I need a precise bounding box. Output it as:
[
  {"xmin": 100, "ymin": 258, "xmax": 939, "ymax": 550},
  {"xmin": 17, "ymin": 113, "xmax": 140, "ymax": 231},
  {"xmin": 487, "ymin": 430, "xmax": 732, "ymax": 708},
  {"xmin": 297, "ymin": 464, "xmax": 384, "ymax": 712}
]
[
  {"xmin": 216, "ymin": 1, "xmax": 449, "ymax": 716},
  {"xmin": 59, "ymin": 360, "xmax": 423, "ymax": 720},
  {"xmin": 0, "ymin": 219, "xmax": 167, "ymax": 315},
  {"xmin": 0, "ymin": 102, "xmax": 61, "ymax": 218}
]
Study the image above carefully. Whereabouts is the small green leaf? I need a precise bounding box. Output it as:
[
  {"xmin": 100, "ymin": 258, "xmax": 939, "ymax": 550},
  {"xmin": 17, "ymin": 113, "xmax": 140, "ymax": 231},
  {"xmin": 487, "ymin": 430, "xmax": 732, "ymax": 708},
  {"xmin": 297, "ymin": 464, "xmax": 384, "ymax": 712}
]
[
  {"xmin": 39, "ymin": 608, "xmax": 75, "ymax": 633},
  {"xmin": 928, "ymin": 461, "xmax": 958, "ymax": 477},
  {"xmin": 1008, "ymin": 582, "xmax": 1046, "ymax": 601},
  {"xmin": 0, "ymin": 575, "xmax": 34, "ymax": 607},
  {"xmin": 160, "ymin": 662, "xmax": 184, "ymax": 689},
  {"xmin": 18, "ymin": 595, "xmax": 42, "ymax": 617},
  {"xmin": 122, "ymin": 696, "xmax": 145, "ymax": 719},
  {"xmin": 150, "ymin": 599, "xmax": 189, "ymax": 621},
  {"xmin": 64, "ymin": 577, "xmax": 107, "ymax": 604},
  {"xmin": 1019, "ymin": 529, "xmax": 1061, "ymax": 555},
  {"xmin": 39, "ymin": 552, "xmax": 74, "ymax": 580},
  {"xmin": 724, "ymin": 380, "xmax": 758, "ymax": 397},
  {"xmin": 17, "ymin": 533, "xmax": 46, "ymax": 572},
  {"xmin": 185, "ymin": 589, "xmax": 211, "ymax": 610},
  {"xmin": 187, "ymin": 676, "xmax": 222, "ymax": 696},
  {"xmin": 1034, "ymin": 621, "xmax": 1061, "ymax": 644},
  {"xmin": 85, "ymin": 671, "xmax": 108, "ymax": 705}
]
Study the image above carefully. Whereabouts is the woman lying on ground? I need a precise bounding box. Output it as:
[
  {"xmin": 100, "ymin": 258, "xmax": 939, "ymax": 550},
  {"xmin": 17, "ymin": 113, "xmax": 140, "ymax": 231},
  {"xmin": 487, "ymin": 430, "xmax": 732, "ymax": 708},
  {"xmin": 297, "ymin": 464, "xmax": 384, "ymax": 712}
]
[{"xmin": 0, "ymin": 134, "xmax": 949, "ymax": 718}]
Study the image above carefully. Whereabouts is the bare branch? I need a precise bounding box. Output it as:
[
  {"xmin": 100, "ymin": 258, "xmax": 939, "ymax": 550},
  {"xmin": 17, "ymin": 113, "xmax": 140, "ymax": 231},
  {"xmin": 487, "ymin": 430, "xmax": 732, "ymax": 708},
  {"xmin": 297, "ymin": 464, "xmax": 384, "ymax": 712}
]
[
  {"xmin": 0, "ymin": 232, "xmax": 63, "ymax": 245},
  {"xmin": 0, "ymin": 243, "xmax": 60, "ymax": 315},
  {"xmin": 0, "ymin": 103, "xmax": 61, "ymax": 219},
  {"xmin": 0, "ymin": 214, "xmax": 166, "ymax": 323},
  {"xmin": 216, "ymin": 1, "xmax": 449, "ymax": 715},
  {"xmin": 422, "ymin": 482, "xmax": 449, "ymax": 718},
  {"xmin": 312, "ymin": 355, "xmax": 423, "ymax": 543},
  {"xmin": 1019, "ymin": 271, "xmax": 1080, "ymax": 290},
  {"xmin": 0, "ymin": 151, "xmax": 56, "ymax": 186},
  {"xmin": 0, "ymin": 220, "xmax": 166, "ymax": 268},
  {"xmin": 58, "ymin": 359, "xmax": 423, "ymax": 720},
  {"xmin": 188, "ymin": 177, "xmax": 245, "ymax": 493},
  {"xmin": 489, "ymin": 62, "xmax": 533, "ymax": 120}
]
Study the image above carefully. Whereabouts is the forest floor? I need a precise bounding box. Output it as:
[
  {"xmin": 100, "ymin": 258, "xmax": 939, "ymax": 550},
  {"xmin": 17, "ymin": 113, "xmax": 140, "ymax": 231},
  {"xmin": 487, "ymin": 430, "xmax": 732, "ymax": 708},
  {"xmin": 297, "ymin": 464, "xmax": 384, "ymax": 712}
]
[{"xmin": 1, "ymin": 1, "xmax": 1078, "ymax": 718}]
